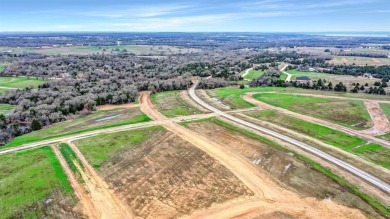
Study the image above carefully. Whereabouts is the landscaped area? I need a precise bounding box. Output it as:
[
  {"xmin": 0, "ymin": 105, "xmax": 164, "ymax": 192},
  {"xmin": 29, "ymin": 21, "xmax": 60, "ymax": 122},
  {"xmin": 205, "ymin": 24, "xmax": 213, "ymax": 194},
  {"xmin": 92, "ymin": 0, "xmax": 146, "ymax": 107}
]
[
  {"xmin": 4, "ymin": 108, "xmax": 150, "ymax": 148},
  {"xmin": 253, "ymin": 93, "xmax": 373, "ymax": 130},
  {"xmin": 0, "ymin": 76, "xmax": 46, "ymax": 89},
  {"xmin": 245, "ymin": 69, "xmax": 264, "ymax": 80},
  {"xmin": 0, "ymin": 147, "xmax": 79, "ymax": 218},
  {"xmin": 151, "ymin": 90, "xmax": 202, "ymax": 117}
]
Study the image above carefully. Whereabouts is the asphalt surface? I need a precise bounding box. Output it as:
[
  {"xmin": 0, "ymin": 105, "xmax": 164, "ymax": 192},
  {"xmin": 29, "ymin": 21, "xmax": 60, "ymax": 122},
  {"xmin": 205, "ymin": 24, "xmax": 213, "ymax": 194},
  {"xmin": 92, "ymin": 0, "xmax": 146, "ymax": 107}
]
[{"xmin": 188, "ymin": 81, "xmax": 390, "ymax": 194}]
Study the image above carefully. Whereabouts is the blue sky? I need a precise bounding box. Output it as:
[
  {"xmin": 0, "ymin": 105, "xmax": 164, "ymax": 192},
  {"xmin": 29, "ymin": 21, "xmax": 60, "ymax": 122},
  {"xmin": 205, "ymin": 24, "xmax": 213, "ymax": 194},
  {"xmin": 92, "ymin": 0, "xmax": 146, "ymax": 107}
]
[{"xmin": 0, "ymin": 0, "xmax": 389, "ymax": 32}]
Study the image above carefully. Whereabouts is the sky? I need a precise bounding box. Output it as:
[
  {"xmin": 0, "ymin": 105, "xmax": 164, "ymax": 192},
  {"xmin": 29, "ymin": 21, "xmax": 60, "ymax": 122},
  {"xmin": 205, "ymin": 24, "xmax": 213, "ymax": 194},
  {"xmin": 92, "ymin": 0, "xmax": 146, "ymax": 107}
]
[{"xmin": 0, "ymin": 0, "xmax": 389, "ymax": 32}]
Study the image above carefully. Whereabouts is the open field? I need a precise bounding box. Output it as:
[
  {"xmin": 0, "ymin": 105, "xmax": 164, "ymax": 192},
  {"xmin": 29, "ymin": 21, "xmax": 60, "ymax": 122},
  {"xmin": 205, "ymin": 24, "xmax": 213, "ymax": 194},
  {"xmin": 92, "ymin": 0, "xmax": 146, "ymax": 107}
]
[
  {"xmin": 206, "ymin": 86, "xmax": 390, "ymax": 110},
  {"xmin": 0, "ymin": 76, "xmax": 46, "ymax": 89},
  {"xmin": 5, "ymin": 107, "xmax": 150, "ymax": 148},
  {"xmin": 378, "ymin": 103, "xmax": 390, "ymax": 140},
  {"xmin": 0, "ymin": 45, "xmax": 201, "ymax": 56},
  {"xmin": 329, "ymin": 56, "xmax": 390, "ymax": 66},
  {"xmin": 151, "ymin": 90, "xmax": 202, "ymax": 117},
  {"xmin": 0, "ymin": 147, "xmax": 82, "ymax": 218},
  {"xmin": 244, "ymin": 110, "xmax": 390, "ymax": 169},
  {"xmin": 0, "ymin": 103, "xmax": 15, "ymax": 115},
  {"xmin": 184, "ymin": 118, "xmax": 384, "ymax": 218},
  {"xmin": 245, "ymin": 69, "xmax": 264, "ymax": 80},
  {"xmin": 287, "ymin": 69, "xmax": 380, "ymax": 89},
  {"xmin": 253, "ymin": 93, "xmax": 373, "ymax": 130},
  {"xmin": 75, "ymin": 126, "xmax": 252, "ymax": 218}
]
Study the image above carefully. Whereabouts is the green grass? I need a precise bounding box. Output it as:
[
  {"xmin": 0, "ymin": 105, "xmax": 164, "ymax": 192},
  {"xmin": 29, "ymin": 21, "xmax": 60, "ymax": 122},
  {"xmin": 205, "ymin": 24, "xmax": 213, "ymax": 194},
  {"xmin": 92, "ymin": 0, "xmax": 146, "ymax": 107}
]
[
  {"xmin": 75, "ymin": 126, "xmax": 165, "ymax": 168},
  {"xmin": 183, "ymin": 118, "xmax": 389, "ymax": 217},
  {"xmin": 152, "ymin": 90, "xmax": 202, "ymax": 117},
  {"xmin": 253, "ymin": 93, "xmax": 372, "ymax": 130},
  {"xmin": 0, "ymin": 147, "xmax": 74, "ymax": 218},
  {"xmin": 0, "ymin": 104, "xmax": 15, "ymax": 115},
  {"xmin": 245, "ymin": 70, "xmax": 264, "ymax": 80},
  {"xmin": 0, "ymin": 63, "xmax": 6, "ymax": 72},
  {"xmin": 0, "ymin": 76, "xmax": 46, "ymax": 89},
  {"xmin": 59, "ymin": 143, "xmax": 84, "ymax": 181},
  {"xmin": 3, "ymin": 108, "xmax": 151, "ymax": 148}
]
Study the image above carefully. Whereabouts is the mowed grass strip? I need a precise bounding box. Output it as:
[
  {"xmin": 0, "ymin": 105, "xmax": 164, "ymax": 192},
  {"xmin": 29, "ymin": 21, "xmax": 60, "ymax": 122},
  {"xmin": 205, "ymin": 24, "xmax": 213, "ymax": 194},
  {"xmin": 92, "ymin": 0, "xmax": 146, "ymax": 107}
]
[
  {"xmin": 59, "ymin": 143, "xmax": 84, "ymax": 182},
  {"xmin": 0, "ymin": 104, "xmax": 15, "ymax": 115},
  {"xmin": 245, "ymin": 110, "xmax": 389, "ymax": 169},
  {"xmin": 151, "ymin": 90, "xmax": 202, "ymax": 117},
  {"xmin": 0, "ymin": 147, "xmax": 74, "ymax": 218},
  {"xmin": 75, "ymin": 126, "xmax": 165, "ymax": 168},
  {"xmin": 0, "ymin": 76, "xmax": 46, "ymax": 89},
  {"xmin": 4, "ymin": 108, "xmax": 151, "ymax": 148},
  {"xmin": 253, "ymin": 93, "xmax": 373, "ymax": 130},
  {"xmin": 245, "ymin": 70, "xmax": 264, "ymax": 80}
]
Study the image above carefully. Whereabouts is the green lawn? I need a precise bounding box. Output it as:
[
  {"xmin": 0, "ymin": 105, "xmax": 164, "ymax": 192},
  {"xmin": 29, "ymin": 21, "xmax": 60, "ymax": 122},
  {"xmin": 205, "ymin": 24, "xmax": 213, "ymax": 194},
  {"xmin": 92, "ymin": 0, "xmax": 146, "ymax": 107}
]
[
  {"xmin": 0, "ymin": 104, "xmax": 15, "ymax": 115},
  {"xmin": 0, "ymin": 76, "xmax": 46, "ymax": 89},
  {"xmin": 151, "ymin": 90, "xmax": 202, "ymax": 117},
  {"xmin": 253, "ymin": 93, "xmax": 373, "ymax": 130},
  {"xmin": 4, "ymin": 108, "xmax": 151, "ymax": 148},
  {"xmin": 245, "ymin": 110, "xmax": 389, "ymax": 169},
  {"xmin": 59, "ymin": 143, "xmax": 84, "ymax": 181},
  {"xmin": 75, "ymin": 126, "xmax": 165, "ymax": 168},
  {"xmin": 245, "ymin": 70, "xmax": 264, "ymax": 80},
  {"xmin": 0, "ymin": 147, "xmax": 75, "ymax": 218}
]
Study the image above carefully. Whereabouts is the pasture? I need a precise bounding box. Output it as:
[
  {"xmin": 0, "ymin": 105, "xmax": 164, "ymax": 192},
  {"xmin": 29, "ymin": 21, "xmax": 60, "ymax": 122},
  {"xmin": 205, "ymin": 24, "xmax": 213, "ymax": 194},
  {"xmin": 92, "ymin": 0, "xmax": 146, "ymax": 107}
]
[
  {"xmin": 0, "ymin": 76, "xmax": 46, "ymax": 89},
  {"xmin": 245, "ymin": 69, "xmax": 264, "ymax": 80},
  {"xmin": 0, "ymin": 147, "xmax": 79, "ymax": 218},
  {"xmin": 253, "ymin": 93, "xmax": 373, "ymax": 130},
  {"xmin": 4, "ymin": 108, "xmax": 150, "ymax": 148},
  {"xmin": 0, "ymin": 104, "xmax": 15, "ymax": 115},
  {"xmin": 151, "ymin": 90, "xmax": 202, "ymax": 117}
]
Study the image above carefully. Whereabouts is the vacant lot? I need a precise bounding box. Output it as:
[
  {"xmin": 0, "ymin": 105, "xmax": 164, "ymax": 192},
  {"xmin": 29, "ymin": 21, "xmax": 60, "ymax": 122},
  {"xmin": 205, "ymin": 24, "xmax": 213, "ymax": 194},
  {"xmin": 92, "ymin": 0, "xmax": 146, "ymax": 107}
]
[
  {"xmin": 5, "ymin": 107, "xmax": 150, "ymax": 148},
  {"xmin": 184, "ymin": 119, "xmax": 384, "ymax": 218},
  {"xmin": 0, "ymin": 147, "xmax": 82, "ymax": 219},
  {"xmin": 151, "ymin": 90, "xmax": 202, "ymax": 117},
  {"xmin": 253, "ymin": 93, "xmax": 373, "ymax": 130},
  {"xmin": 0, "ymin": 104, "xmax": 15, "ymax": 115},
  {"xmin": 0, "ymin": 76, "xmax": 46, "ymax": 88},
  {"xmin": 244, "ymin": 110, "xmax": 390, "ymax": 169},
  {"xmin": 75, "ymin": 127, "xmax": 252, "ymax": 218},
  {"xmin": 329, "ymin": 56, "xmax": 390, "ymax": 66},
  {"xmin": 245, "ymin": 69, "xmax": 264, "ymax": 80},
  {"xmin": 0, "ymin": 45, "xmax": 201, "ymax": 56},
  {"xmin": 287, "ymin": 70, "xmax": 381, "ymax": 89}
]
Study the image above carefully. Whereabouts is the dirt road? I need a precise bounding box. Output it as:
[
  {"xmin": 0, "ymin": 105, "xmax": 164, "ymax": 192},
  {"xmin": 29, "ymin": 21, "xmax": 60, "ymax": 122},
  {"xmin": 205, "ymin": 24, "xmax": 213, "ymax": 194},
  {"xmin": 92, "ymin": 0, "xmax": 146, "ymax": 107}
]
[
  {"xmin": 139, "ymin": 91, "xmax": 368, "ymax": 219},
  {"xmin": 363, "ymin": 101, "xmax": 390, "ymax": 135},
  {"xmin": 68, "ymin": 141, "xmax": 135, "ymax": 219},
  {"xmin": 242, "ymin": 93, "xmax": 390, "ymax": 149},
  {"xmin": 96, "ymin": 103, "xmax": 140, "ymax": 110},
  {"xmin": 51, "ymin": 145, "xmax": 100, "ymax": 219},
  {"xmin": 280, "ymin": 64, "xmax": 291, "ymax": 81}
]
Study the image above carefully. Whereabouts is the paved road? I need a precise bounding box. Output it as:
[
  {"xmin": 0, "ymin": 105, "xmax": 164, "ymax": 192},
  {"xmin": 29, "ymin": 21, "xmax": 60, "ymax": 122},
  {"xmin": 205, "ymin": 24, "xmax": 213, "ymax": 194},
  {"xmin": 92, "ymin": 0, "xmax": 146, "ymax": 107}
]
[{"xmin": 189, "ymin": 81, "xmax": 390, "ymax": 194}]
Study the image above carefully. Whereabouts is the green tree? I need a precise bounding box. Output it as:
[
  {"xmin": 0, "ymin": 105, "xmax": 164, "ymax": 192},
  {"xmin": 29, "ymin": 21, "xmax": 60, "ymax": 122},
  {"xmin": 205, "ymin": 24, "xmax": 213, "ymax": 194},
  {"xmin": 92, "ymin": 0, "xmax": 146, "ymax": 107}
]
[{"xmin": 31, "ymin": 119, "xmax": 42, "ymax": 131}]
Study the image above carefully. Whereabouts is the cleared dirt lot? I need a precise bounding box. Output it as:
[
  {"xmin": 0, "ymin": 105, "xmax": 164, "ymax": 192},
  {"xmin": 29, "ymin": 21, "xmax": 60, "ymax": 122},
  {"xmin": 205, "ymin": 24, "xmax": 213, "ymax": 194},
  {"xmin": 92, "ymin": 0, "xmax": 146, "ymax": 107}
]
[
  {"xmin": 185, "ymin": 120, "xmax": 384, "ymax": 219},
  {"xmin": 76, "ymin": 128, "xmax": 252, "ymax": 218}
]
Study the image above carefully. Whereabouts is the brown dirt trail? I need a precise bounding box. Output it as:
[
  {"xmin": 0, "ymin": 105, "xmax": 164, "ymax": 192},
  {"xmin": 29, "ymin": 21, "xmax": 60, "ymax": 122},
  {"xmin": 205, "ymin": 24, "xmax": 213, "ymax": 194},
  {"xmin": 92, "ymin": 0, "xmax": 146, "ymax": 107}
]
[
  {"xmin": 51, "ymin": 145, "xmax": 100, "ymax": 219},
  {"xmin": 363, "ymin": 101, "xmax": 390, "ymax": 135},
  {"xmin": 67, "ymin": 141, "xmax": 135, "ymax": 219}
]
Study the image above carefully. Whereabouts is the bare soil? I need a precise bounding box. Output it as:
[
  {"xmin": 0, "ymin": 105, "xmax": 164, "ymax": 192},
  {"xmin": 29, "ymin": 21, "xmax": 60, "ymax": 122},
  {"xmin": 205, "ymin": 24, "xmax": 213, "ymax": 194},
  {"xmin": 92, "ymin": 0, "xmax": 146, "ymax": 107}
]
[
  {"xmin": 97, "ymin": 130, "xmax": 252, "ymax": 218},
  {"xmin": 362, "ymin": 101, "xmax": 390, "ymax": 135},
  {"xmin": 96, "ymin": 103, "xmax": 139, "ymax": 111},
  {"xmin": 186, "ymin": 121, "xmax": 383, "ymax": 219}
]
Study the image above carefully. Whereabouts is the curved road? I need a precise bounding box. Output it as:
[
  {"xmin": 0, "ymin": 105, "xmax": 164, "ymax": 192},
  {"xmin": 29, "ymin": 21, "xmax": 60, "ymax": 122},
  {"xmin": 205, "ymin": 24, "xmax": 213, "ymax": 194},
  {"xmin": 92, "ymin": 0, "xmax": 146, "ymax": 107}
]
[
  {"xmin": 280, "ymin": 64, "xmax": 292, "ymax": 81},
  {"xmin": 241, "ymin": 67, "xmax": 253, "ymax": 81},
  {"xmin": 189, "ymin": 81, "xmax": 390, "ymax": 194}
]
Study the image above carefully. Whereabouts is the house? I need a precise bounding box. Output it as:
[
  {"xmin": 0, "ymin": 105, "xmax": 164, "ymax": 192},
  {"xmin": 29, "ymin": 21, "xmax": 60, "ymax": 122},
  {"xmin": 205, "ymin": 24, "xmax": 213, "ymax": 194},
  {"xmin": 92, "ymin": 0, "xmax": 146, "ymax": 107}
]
[
  {"xmin": 308, "ymin": 68, "xmax": 315, "ymax": 72},
  {"xmin": 296, "ymin": 76, "xmax": 312, "ymax": 83},
  {"xmin": 362, "ymin": 73, "xmax": 373, "ymax": 79}
]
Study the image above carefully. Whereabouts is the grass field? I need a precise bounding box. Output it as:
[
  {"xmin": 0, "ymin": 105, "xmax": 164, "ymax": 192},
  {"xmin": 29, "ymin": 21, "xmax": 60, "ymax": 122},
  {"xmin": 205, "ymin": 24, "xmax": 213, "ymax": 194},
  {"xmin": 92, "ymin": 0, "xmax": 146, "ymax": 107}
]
[
  {"xmin": 59, "ymin": 143, "xmax": 84, "ymax": 181},
  {"xmin": 253, "ymin": 93, "xmax": 372, "ymax": 130},
  {"xmin": 329, "ymin": 56, "xmax": 390, "ymax": 66},
  {"xmin": 245, "ymin": 110, "xmax": 389, "ymax": 169},
  {"xmin": 245, "ymin": 70, "xmax": 264, "ymax": 80},
  {"xmin": 0, "ymin": 147, "xmax": 78, "ymax": 218},
  {"xmin": 0, "ymin": 63, "xmax": 6, "ymax": 72},
  {"xmin": 0, "ymin": 104, "xmax": 15, "ymax": 115},
  {"xmin": 286, "ymin": 70, "xmax": 379, "ymax": 89},
  {"xmin": 207, "ymin": 86, "xmax": 390, "ymax": 110},
  {"xmin": 378, "ymin": 103, "xmax": 390, "ymax": 140},
  {"xmin": 0, "ymin": 76, "xmax": 46, "ymax": 89},
  {"xmin": 151, "ymin": 90, "xmax": 202, "ymax": 117},
  {"xmin": 4, "ymin": 108, "xmax": 151, "ymax": 148},
  {"xmin": 0, "ymin": 45, "xmax": 201, "ymax": 56},
  {"xmin": 75, "ymin": 126, "xmax": 164, "ymax": 168}
]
